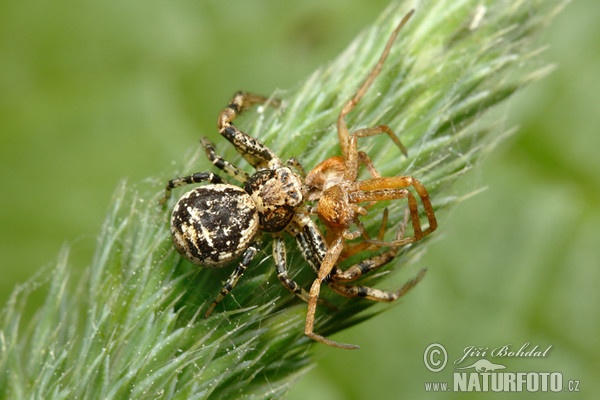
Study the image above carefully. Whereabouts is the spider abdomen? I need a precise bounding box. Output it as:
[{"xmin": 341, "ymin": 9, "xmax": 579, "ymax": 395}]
[{"xmin": 170, "ymin": 184, "xmax": 259, "ymax": 266}]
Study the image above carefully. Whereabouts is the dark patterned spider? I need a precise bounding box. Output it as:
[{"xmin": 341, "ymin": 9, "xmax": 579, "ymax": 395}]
[
  {"xmin": 302, "ymin": 9, "xmax": 438, "ymax": 349},
  {"xmin": 161, "ymin": 92, "xmax": 329, "ymax": 318}
]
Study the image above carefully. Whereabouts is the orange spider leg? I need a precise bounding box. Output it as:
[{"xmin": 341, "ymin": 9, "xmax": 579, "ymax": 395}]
[
  {"xmin": 332, "ymin": 208, "xmax": 411, "ymax": 282},
  {"xmin": 342, "ymin": 127, "xmax": 407, "ymax": 201},
  {"xmin": 354, "ymin": 176, "xmax": 438, "ymax": 240},
  {"xmin": 328, "ymin": 206, "xmax": 426, "ymax": 304},
  {"xmin": 305, "ymin": 235, "xmax": 360, "ymax": 350},
  {"xmin": 338, "ymin": 207, "xmax": 391, "ymax": 259},
  {"xmin": 352, "ymin": 125, "xmax": 408, "ymax": 157},
  {"xmin": 337, "ymin": 10, "xmax": 415, "ymax": 158}
]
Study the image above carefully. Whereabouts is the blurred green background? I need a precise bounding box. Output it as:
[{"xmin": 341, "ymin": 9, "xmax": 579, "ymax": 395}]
[{"xmin": 1, "ymin": 1, "xmax": 598, "ymax": 399}]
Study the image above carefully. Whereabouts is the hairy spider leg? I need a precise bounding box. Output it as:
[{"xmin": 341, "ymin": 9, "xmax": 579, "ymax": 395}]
[
  {"xmin": 272, "ymin": 234, "xmax": 314, "ymax": 303},
  {"xmin": 331, "ymin": 207, "xmax": 426, "ymax": 287},
  {"xmin": 217, "ymin": 91, "xmax": 281, "ymax": 169},
  {"xmin": 333, "ymin": 208, "xmax": 398, "ymax": 277},
  {"xmin": 328, "ymin": 268, "xmax": 426, "ymax": 302},
  {"xmin": 305, "ymin": 235, "xmax": 360, "ymax": 350},
  {"xmin": 343, "ymin": 127, "xmax": 408, "ymax": 185},
  {"xmin": 285, "ymin": 213, "xmax": 338, "ymax": 295},
  {"xmin": 204, "ymin": 242, "xmax": 261, "ymax": 318},
  {"xmin": 286, "ymin": 157, "xmax": 307, "ymax": 178},
  {"xmin": 284, "ymin": 213, "xmax": 325, "ymax": 275},
  {"xmin": 201, "ymin": 137, "xmax": 250, "ymax": 183},
  {"xmin": 331, "ymin": 205, "xmax": 389, "ymax": 259},
  {"xmin": 353, "ymin": 125, "xmax": 408, "ymax": 157},
  {"xmin": 160, "ymin": 171, "xmax": 224, "ymax": 204},
  {"xmin": 351, "ymin": 176, "xmax": 438, "ymax": 246},
  {"xmin": 337, "ymin": 10, "xmax": 414, "ymax": 158}
]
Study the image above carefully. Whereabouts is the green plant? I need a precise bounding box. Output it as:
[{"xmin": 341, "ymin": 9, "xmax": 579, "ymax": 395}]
[{"xmin": 0, "ymin": 1, "xmax": 567, "ymax": 398}]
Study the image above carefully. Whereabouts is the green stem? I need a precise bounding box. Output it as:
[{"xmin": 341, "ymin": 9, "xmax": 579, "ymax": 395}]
[{"xmin": 0, "ymin": 1, "xmax": 567, "ymax": 398}]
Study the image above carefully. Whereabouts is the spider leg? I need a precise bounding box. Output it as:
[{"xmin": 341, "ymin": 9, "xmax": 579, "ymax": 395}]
[
  {"xmin": 160, "ymin": 171, "xmax": 223, "ymax": 205},
  {"xmin": 286, "ymin": 157, "xmax": 307, "ymax": 178},
  {"xmin": 272, "ymin": 234, "xmax": 311, "ymax": 302},
  {"xmin": 333, "ymin": 250, "xmax": 399, "ymax": 283},
  {"xmin": 342, "ymin": 126, "xmax": 406, "ymax": 186},
  {"xmin": 347, "ymin": 188, "xmax": 418, "ymax": 246},
  {"xmin": 328, "ymin": 268, "xmax": 426, "ymax": 302},
  {"xmin": 335, "ymin": 207, "xmax": 410, "ymax": 281},
  {"xmin": 352, "ymin": 125, "xmax": 408, "ymax": 156},
  {"xmin": 353, "ymin": 176, "xmax": 438, "ymax": 244},
  {"xmin": 273, "ymin": 230, "xmax": 337, "ymax": 310},
  {"xmin": 285, "ymin": 212, "xmax": 327, "ymax": 275},
  {"xmin": 343, "ymin": 126, "xmax": 406, "ymax": 182},
  {"xmin": 357, "ymin": 151, "xmax": 381, "ymax": 179},
  {"xmin": 204, "ymin": 241, "xmax": 260, "ymax": 318},
  {"xmin": 201, "ymin": 137, "xmax": 250, "ymax": 183},
  {"xmin": 217, "ymin": 91, "xmax": 281, "ymax": 169},
  {"xmin": 336, "ymin": 10, "xmax": 414, "ymax": 158},
  {"xmin": 340, "ymin": 206, "xmax": 391, "ymax": 259},
  {"xmin": 285, "ymin": 213, "xmax": 358, "ymax": 345},
  {"xmin": 305, "ymin": 235, "xmax": 360, "ymax": 350}
]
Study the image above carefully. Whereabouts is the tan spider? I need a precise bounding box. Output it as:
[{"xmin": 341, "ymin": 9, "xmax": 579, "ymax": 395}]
[{"xmin": 303, "ymin": 9, "xmax": 438, "ymax": 349}]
